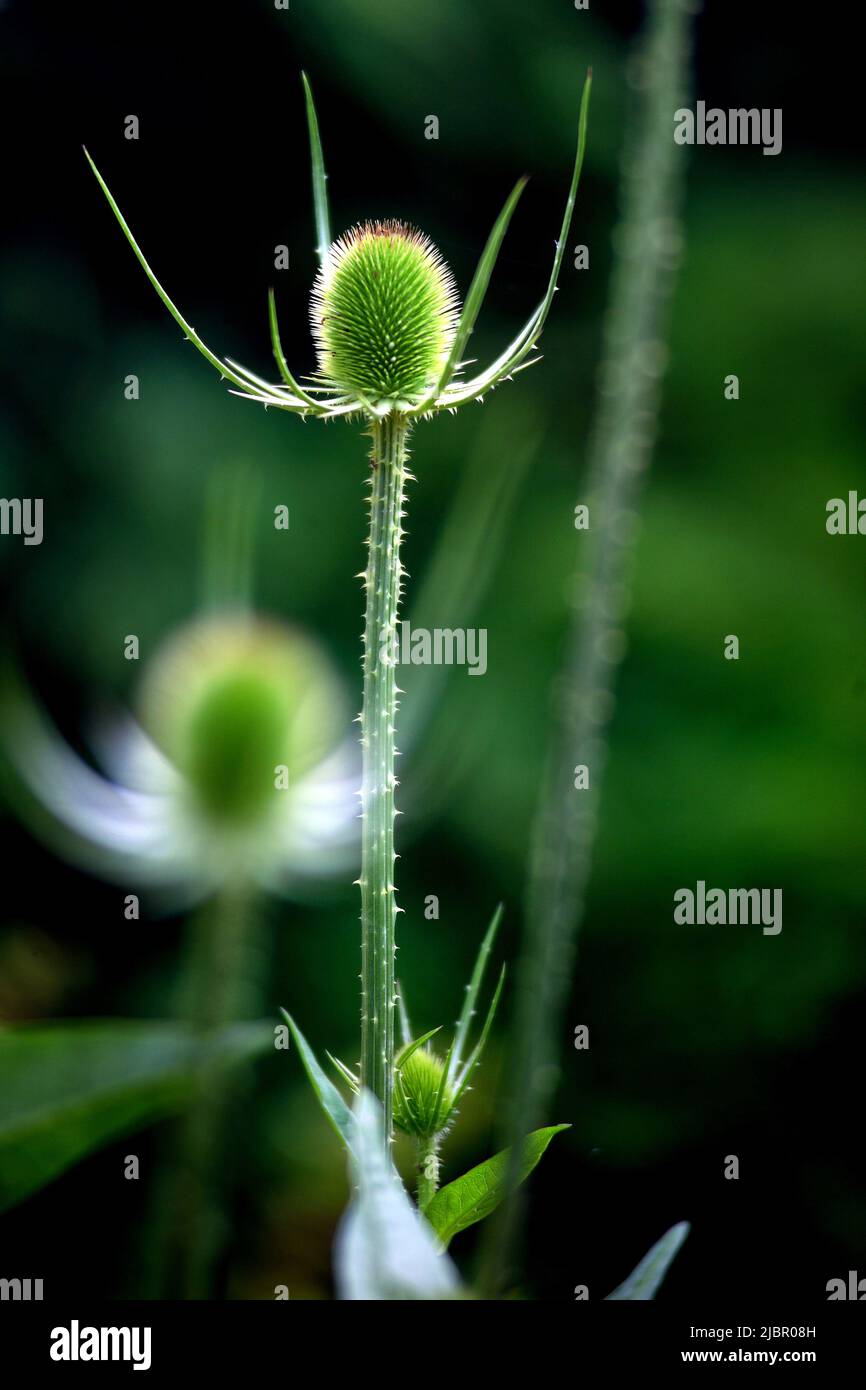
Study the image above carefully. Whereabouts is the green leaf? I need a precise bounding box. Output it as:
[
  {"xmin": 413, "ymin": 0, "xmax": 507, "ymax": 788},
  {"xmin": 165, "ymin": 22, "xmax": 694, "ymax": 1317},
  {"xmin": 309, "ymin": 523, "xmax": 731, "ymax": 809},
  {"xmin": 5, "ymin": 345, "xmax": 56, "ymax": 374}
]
[
  {"xmin": 425, "ymin": 1124, "xmax": 569, "ymax": 1248},
  {"xmin": 326, "ymin": 1052, "xmax": 360, "ymax": 1094},
  {"xmin": 281, "ymin": 1009, "xmax": 356, "ymax": 1156},
  {"xmin": 451, "ymin": 961, "xmax": 506, "ymax": 1109},
  {"xmin": 83, "ymin": 149, "xmax": 266, "ymax": 400},
  {"xmin": 301, "ymin": 71, "xmax": 332, "ymax": 266},
  {"xmin": 334, "ymin": 1090, "xmax": 462, "ymax": 1299},
  {"xmin": 419, "ymin": 176, "xmax": 528, "ymax": 409},
  {"xmin": 440, "ymin": 68, "xmax": 593, "ymax": 406},
  {"xmin": 449, "ymin": 903, "xmax": 502, "ymax": 1084},
  {"xmin": 0, "ymin": 1020, "xmax": 270, "ymax": 1214},
  {"xmin": 521, "ymin": 67, "xmax": 592, "ymax": 352},
  {"xmin": 396, "ymin": 1026, "xmax": 443, "ymax": 1068},
  {"xmin": 266, "ymin": 288, "xmax": 322, "ymax": 407},
  {"xmin": 396, "ymin": 981, "xmax": 412, "ymax": 1048},
  {"xmin": 606, "ymin": 1221, "xmax": 691, "ymax": 1301}
]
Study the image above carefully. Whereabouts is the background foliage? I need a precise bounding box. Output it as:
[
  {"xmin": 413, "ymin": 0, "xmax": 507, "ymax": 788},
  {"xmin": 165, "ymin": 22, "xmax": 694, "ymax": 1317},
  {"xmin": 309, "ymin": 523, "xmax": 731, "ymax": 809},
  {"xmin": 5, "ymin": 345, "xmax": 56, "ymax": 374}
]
[{"xmin": 0, "ymin": 0, "xmax": 863, "ymax": 1298}]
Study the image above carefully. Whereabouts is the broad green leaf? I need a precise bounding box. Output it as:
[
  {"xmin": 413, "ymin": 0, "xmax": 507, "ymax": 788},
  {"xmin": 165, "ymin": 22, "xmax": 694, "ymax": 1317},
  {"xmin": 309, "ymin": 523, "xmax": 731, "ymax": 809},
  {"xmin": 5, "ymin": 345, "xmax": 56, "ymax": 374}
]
[
  {"xmin": 426, "ymin": 1124, "xmax": 569, "ymax": 1248},
  {"xmin": 334, "ymin": 1090, "xmax": 462, "ymax": 1300},
  {"xmin": 448, "ymin": 903, "xmax": 502, "ymax": 1084},
  {"xmin": 302, "ymin": 71, "xmax": 332, "ymax": 265},
  {"xmin": 0, "ymin": 1020, "xmax": 270, "ymax": 1214},
  {"xmin": 281, "ymin": 1009, "xmax": 356, "ymax": 1156},
  {"xmin": 606, "ymin": 1221, "xmax": 691, "ymax": 1301}
]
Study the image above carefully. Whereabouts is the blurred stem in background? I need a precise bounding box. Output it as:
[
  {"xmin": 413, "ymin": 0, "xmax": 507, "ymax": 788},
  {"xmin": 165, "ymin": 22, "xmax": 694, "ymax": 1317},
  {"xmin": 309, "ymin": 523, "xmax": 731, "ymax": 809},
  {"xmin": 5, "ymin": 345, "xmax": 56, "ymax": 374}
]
[
  {"xmin": 143, "ymin": 884, "xmax": 261, "ymax": 1299},
  {"xmin": 142, "ymin": 472, "xmax": 269, "ymax": 1298},
  {"xmin": 482, "ymin": 0, "xmax": 697, "ymax": 1293},
  {"xmin": 402, "ymin": 398, "xmax": 539, "ymax": 819},
  {"xmin": 359, "ymin": 416, "xmax": 411, "ymax": 1142}
]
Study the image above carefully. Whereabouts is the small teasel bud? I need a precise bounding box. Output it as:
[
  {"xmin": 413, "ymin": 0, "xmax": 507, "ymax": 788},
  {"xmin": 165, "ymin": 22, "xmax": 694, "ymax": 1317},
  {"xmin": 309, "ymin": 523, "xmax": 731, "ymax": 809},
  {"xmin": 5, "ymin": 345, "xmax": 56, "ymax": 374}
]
[
  {"xmin": 310, "ymin": 221, "xmax": 460, "ymax": 408},
  {"xmin": 139, "ymin": 615, "xmax": 343, "ymax": 830},
  {"xmin": 392, "ymin": 1043, "xmax": 455, "ymax": 1139}
]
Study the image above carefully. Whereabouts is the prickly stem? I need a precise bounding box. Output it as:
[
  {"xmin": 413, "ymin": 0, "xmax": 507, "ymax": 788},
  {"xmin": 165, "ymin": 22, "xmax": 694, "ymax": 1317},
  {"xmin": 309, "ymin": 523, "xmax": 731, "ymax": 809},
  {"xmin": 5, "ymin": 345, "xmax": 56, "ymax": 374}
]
[{"xmin": 359, "ymin": 413, "xmax": 410, "ymax": 1142}]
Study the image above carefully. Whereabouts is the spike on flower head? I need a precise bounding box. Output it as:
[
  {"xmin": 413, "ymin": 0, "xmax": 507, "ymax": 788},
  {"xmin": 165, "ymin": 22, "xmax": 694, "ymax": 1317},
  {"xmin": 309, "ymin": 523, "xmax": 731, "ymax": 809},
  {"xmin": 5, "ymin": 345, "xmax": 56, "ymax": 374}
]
[{"xmin": 310, "ymin": 221, "xmax": 460, "ymax": 408}]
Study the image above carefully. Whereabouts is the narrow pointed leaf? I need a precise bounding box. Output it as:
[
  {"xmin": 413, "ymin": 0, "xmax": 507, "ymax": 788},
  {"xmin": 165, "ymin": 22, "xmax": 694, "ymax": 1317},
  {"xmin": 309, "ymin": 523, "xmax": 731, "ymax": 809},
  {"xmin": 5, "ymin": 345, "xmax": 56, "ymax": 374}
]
[
  {"xmin": 326, "ymin": 1053, "xmax": 361, "ymax": 1094},
  {"xmin": 281, "ymin": 1010, "xmax": 356, "ymax": 1156},
  {"xmin": 449, "ymin": 903, "xmax": 503, "ymax": 1084},
  {"xmin": 439, "ymin": 300, "xmax": 544, "ymax": 405},
  {"xmin": 302, "ymin": 72, "xmax": 331, "ymax": 266},
  {"xmin": 396, "ymin": 982, "xmax": 412, "ymax": 1048},
  {"xmin": 267, "ymin": 288, "xmax": 324, "ymax": 407},
  {"xmin": 223, "ymin": 355, "xmax": 301, "ymax": 402},
  {"xmin": 432, "ymin": 1029, "xmax": 458, "ymax": 1131},
  {"xmin": 426, "ymin": 1125, "xmax": 569, "ymax": 1248},
  {"xmin": 606, "ymin": 1221, "xmax": 691, "ymax": 1301},
  {"xmin": 417, "ymin": 176, "xmax": 528, "ymax": 411},
  {"xmin": 438, "ymin": 68, "xmax": 592, "ymax": 406},
  {"xmin": 452, "ymin": 963, "xmax": 506, "ymax": 1107},
  {"xmin": 84, "ymin": 149, "xmax": 265, "ymax": 399},
  {"xmin": 528, "ymin": 68, "xmax": 592, "ymax": 346},
  {"xmin": 0, "ymin": 1020, "xmax": 270, "ymax": 1214},
  {"xmin": 334, "ymin": 1090, "xmax": 462, "ymax": 1299},
  {"xmin": 396, "ymin": 1026, "xmax": 443, "ymax": 1068}
]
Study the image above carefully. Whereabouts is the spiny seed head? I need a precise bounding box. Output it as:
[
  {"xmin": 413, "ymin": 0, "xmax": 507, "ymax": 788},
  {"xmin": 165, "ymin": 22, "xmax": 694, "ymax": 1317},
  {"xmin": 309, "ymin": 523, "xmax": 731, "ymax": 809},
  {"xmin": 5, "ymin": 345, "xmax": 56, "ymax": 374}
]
[
  {"xmin": 139, "ymin": 615, "xmax": 343, "ymax": 829},
  {"xmin": 393, "ymin": 1045, "xmax": 454, "ymax": 1139},
  {"xmin": 310, "ymin": 221, "xmax": 459, "ymax": 407}
]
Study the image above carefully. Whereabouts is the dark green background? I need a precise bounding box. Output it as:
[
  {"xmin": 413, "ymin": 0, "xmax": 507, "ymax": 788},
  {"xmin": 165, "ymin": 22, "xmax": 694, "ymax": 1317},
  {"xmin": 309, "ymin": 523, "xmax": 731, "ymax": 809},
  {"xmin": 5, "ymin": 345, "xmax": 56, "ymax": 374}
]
[{"xmin": 1, "ymin": 0, "xmax": 863, "ymax": 1299}]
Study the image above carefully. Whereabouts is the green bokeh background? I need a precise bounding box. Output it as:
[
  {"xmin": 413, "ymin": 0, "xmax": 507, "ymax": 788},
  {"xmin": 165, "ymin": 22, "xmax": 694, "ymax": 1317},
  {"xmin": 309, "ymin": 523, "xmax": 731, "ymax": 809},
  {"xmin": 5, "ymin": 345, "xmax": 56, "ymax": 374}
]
[{"xmin": 1, "ymin": 0, "xmax": 863, "ymax": 1299}]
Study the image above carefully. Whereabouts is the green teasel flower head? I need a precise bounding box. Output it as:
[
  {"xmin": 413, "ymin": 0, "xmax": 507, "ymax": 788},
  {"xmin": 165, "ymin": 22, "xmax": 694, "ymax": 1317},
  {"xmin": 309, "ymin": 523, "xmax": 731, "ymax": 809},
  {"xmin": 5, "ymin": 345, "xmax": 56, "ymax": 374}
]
[
  {"xmin": 84, "ymin": 69, "xmax": 592, "ymax": 425},
  {"xmin": 310, "ymin": 221, "xmax": 459, "ymax": 410},
  {"xmin": 140, "ymin": 614, "xmax": 344, "ymax": 831},
  {"xmin": 393, "ymin": 1043, "xmax": 455, "ymax": 1140}
]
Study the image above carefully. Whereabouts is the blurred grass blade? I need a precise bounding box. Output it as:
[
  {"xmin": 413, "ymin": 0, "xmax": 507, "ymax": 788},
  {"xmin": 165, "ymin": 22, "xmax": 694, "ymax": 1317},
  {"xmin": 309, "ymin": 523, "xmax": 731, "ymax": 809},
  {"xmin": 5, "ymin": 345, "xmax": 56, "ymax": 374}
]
[
  {"xmin": 302, "ymin": 71, "xmax": 332, "ymax": 266},
  {"xmin": 421, "ymin": 176, "xmax": 527, "ymax": 406},
  {"xmin": 0, "ymin": 1020, "xmax": 270, "ymax": 1214},
  {"xmin": 402, "ymin": 398, "xmax": 538, "ymax": 798},
  {"xmin": 334, "ymin": 1090, "xmax": 461, "ymax": 1299},
  {"xmin": 448, "ymin": 903, "xmax": 503, "ymax": 1085},
  {"xmin": 426, "ymin": 1125, "xmax": 569, "ymax": 1249},
  {"xmin": 606, "ymin": 1222, "xmax": 691, "ymax": 1300},
  {"xmin": 83, "ymin": 149, "xmax": 264, "ymax": 398},
  {"xmin": 482, "ymin": 0, "xmax": 695, "ymax": 1296},
  {"xmin": 282, "ymin": 1009, "xmax": 357, "ymax": 1156}
]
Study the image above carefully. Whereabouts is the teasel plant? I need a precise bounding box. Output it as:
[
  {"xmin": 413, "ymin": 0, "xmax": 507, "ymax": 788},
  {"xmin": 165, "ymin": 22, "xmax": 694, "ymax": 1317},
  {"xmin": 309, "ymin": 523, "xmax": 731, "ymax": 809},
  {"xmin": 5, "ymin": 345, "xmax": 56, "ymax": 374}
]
[{"xmin": 82, "ymin": 67, "xmax": 689, "ymax": 1297}]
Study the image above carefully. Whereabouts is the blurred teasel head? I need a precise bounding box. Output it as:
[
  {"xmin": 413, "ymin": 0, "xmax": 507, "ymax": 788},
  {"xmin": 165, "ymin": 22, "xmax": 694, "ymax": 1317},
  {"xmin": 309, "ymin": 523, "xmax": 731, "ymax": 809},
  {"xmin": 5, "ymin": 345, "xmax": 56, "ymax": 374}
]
[
  {"xmin": 140, "ymin": 616, "xmax": 342, "ymax": 833},
  {"xmin": 1, "ymin": 613, "xmax": 358, "ymax": 905}
]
